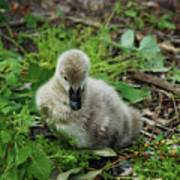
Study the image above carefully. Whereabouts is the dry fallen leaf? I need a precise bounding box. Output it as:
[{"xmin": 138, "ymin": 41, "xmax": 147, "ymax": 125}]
[
  {"xmin": 11, "ymin": 3, "xmax": 19, "ymax": 11},
  {"xmin": 78, "ymin": 147, "xmax": 117, "ymax": 157},
  {"xmin": 159, "ymin": 43, "xmax": 180, "ymax": 54},
  {"xmin": 57, "ymin": 168, "xmax": 82, "ymax": 180},
  {"xmin": 71, "ymin": 170, "xmax": 102, "ymax": 180}
]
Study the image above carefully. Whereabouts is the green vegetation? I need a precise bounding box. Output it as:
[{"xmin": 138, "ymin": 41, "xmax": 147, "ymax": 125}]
[
  {"xmin": 0, "ymin": 1, "xmax": 179, "ymax": 179},
  {"xmin": 112, "ymin": 1, "xmax": 176, "ymax": 30}
]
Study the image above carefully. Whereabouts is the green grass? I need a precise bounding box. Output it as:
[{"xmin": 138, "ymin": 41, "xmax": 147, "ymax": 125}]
[
  {"xmin": 112, "ymin": 1, "xmax": 176, "ymax": 30},
  {"xmin": 0, "ymin": 2, "xmax": 179, "ymax": 179}
]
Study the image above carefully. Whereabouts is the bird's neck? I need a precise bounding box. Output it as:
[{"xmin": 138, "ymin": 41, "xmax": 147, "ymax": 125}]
[{"xmin": 53, "ymin": 76, "xmax": 67, "ymax": 95}]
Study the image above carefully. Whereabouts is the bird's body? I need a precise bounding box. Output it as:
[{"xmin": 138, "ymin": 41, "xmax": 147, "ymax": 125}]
[{"xmin": 36, "ymin": 50, "xmax": 142, "ymax": 148}]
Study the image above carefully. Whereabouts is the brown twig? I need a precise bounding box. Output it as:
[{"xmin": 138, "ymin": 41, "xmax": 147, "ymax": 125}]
[
  {"xmin": 0, "ymin": 14, "xmax": 102, "ymax": 28},
  {"xmin": 132, "ymin": 71, "xmax": 180, "ymax": 95},
  {"xmin": 100, "ymin": 152, "xmax": 180, "ymax": 172},
  {"xmin": 159, "ymin": 43, "xmax": 180, "ymax": 54},
  {"xmin": 172, "ymin": 96, "xmax": 179, "ymax": 123},
  {"xmin": 163, "ymin": 98, "xmax": 180, "ymax": 102},
  {"xmin": 0, "ymin": 30, "xmax": 26, "ymax": 54},
  {"xmin": 150, "ymin": 92, "xmax": 163, "ymax": 141},
  {"xmin": 151, "ymin": 86, "xmax": 171, "ymax": 98},
  {"xmin": 100, "ymin": 153, "xmax": 137, "ymax": 171},
  {"xmin": 66, "ymin": 16, "xmax": 102, "ymax": 28},
  {"xmin": 141, "ymin": 130, "xmax": 157, "ymax": 139},
  {"xmin": 0, "ymin": 19, "xmax": 25, "ymax": 28},
  {"xmin": 150, "ymin": 86, "xmax": 180, "ymax": 128},
  {"xmin": 142, "ymin": 117, "xmax": 180, "ymax": 134}
]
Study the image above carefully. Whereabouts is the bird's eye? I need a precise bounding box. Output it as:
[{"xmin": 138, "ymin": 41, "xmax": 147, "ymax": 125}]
[{"xmin": 64, "ymin": 76, "xmax": 68, "ymax": 81}]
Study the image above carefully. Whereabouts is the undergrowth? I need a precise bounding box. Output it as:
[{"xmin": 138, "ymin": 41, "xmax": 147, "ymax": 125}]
[{"xmin": 0, "ymin": 1, "xmax": 179, "ymax": 179}]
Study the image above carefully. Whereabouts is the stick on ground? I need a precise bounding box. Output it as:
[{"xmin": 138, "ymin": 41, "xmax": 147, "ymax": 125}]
[{"xmin": 132, "ymin": 71, "xmax": 180, "ymax": 95}]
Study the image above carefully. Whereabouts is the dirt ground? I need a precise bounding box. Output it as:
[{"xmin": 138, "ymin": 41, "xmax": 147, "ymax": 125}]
[
  {"xmin": 3, "ymin": 0, "xmax": 180, "ymax": 153},
  {"xmin": 1, "ymin": 0, "xmax": 180, "ymax": 177}
]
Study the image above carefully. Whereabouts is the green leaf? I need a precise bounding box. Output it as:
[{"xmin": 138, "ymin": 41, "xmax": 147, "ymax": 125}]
[
  {"xmin": 172, "ymin": 68, "xmax": 180, "ymax": 83},
  {"xmin": 143, "ymin": 53, "xmax": 164, "ymax": 70},
  {"xmin": 0, "ymin": 0, "xmax": 9, "ymax": 10},
  {"xmin": 28, "ymin": 62, "xmax": 53, "ymax": 85},
  {"xmin": 16, "ymin": 145, "xmax": 31, "ymax": 166},
  {"xmin": 2, "ymin": 88, "xmax": 11, "ymax": 98},
  {"xmin": 56, "ymin": 9, "xmax": 63, "ymax": 17},
  {"xmin": 28, "ymin": 148, "xmax": 51, "ymax": 180},
  {"xmin": 0, "ymin": 61, "xmax": 7, "ymax": 71},
  {"xmin": 124, "ymin": 10, "xmax": 137, "ymax": 18},
  {"xmin": 57, "ymin": 168, "xmax": 82, "ymax": 180},
  {"xmin": 0, "ymin": 98, "xmax": 10, "ymax": 108},
  {"xmin": 0, "ymin": 130, "xmax": 11, "ymax": 144},
  {"xmin": 0, "ymin": 97, "xmax": 22, "ymax": 115},
  {"xmin": 120, "ymin": 30, "xmax": 135, "ymax": 49},
  {"xmin": 158, "ymin": 20, "xmax": 176, "ymax": 30},
  {"xmin": 28, "ymin": 62, "xmax": 41, "ymax": 80},
  {"xmin": 139, "ymin": 35, "xmax": 160, "ymax": 57},
  {"xmin": 138, "ymin": 35, "xmax": 165, "ymax": 70},
  {"xmin": 115, "ymin": 82, "xmax": 150, "ymax": 104},
  {"xmin": 1, "ymin": 106, "xmax": 12, "ymax": 115},
  {"xmin": 28, "ymin": 62, "xmax": 53, "ymax": 93},
  {"xmin": 158, "ymin": 14, "xmax": 176, "ymax": 30},
  {"xmin": 24, "ymin": 13, "xmax": 42, "ymax": 28},
  {"xmin": 136, "ymin": 18, "xmax": 144, "ymax": 30},
  {"xmin": 5, "ymin": 73, "xmax": 19, "ymax": 85},
  {"xmin": 0, "ymin": 39, "xmax": 3, "ymax": 50},
  {"xmin": 92, "ymin": 73, "xmax": 109, "ymax": 82}
]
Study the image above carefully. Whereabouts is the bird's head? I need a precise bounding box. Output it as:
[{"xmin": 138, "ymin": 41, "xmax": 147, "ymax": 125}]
[{"xmin": 55, "ymin": 49, "xmax": 90, "ymax": 111}]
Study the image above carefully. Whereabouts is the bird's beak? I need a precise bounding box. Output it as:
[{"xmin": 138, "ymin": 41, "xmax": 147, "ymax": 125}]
[{"xmin": 69, "ymin": 87, "xmax": 81, "ymax": 110}]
